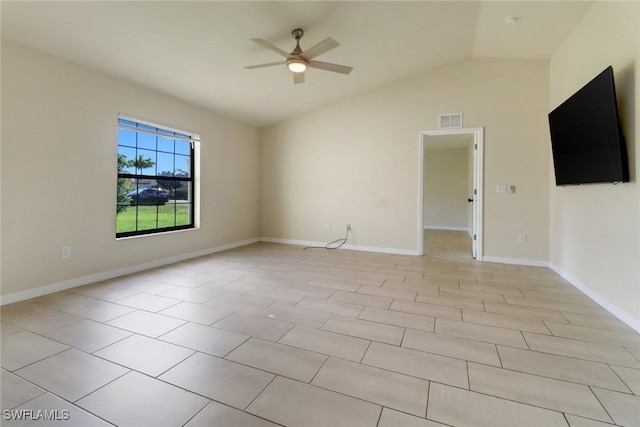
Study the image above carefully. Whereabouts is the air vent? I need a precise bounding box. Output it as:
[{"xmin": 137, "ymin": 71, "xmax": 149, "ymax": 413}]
[{"xmin": 438, "ymin": 113, "xmax": 463, "ymax": 129}]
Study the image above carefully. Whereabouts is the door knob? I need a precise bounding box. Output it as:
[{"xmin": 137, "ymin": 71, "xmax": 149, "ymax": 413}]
[{"xmin": 467, "ymin": 198, "xmax": 474, "ymax": 203}]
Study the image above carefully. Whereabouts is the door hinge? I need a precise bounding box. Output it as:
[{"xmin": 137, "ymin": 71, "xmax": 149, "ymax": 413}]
[
  {"xmin": 474, "ymin": 189, "xmax": 477, "ymax": 195},
  {"xmin": 473, "ymin": 234, "xmax": 477, "ymax": 241}
]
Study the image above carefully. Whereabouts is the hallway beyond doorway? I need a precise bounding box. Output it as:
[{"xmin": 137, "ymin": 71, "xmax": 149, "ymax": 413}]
[{"xmin": 424, "ymin": 229, "xmax": 473, "ymax": 260}]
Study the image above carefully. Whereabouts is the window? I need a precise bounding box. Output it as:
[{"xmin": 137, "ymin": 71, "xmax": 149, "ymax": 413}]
[{"xmin": 116, "ymin": 116, "xmax": 197, "ymax": 238}]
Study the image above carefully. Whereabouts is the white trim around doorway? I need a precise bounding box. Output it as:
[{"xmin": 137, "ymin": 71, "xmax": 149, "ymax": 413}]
[{"xmin": 418, "ymin": 127, "xmax": 484, "ymax": 259}]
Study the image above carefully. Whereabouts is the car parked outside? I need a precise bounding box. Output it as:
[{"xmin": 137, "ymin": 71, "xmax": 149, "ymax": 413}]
[{"xmin": 127, "ymin": 188, "xmax": 169, "ymax": 205}]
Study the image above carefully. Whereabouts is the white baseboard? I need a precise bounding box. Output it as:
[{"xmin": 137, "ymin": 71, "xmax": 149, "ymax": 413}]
[
  {"xmin": 549, "ymin": 263, "xmax": 640, "ymax": 333},
  {"xmin": 0, "ymin": 238, "xmax": 259, "ymax": 306},
  {"xmin": 424, "ymin": 226, "xmax": 469, "ymax": 232},
  {"xmin": 424, "ymin": 226, "xmax": 473, "ymax": 239},
  {"xmin": 260, "ymin": 237, "xmax": 420, "ymax": 256},
  {"xmin": 482, "ymin": 256, "xmax": 551, "ymax": 268}
]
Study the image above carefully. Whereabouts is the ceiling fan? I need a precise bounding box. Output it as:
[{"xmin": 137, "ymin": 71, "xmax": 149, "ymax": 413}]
[{"xmin": 245, "ymin": 28, "xmax": 353, "ymax": 84}]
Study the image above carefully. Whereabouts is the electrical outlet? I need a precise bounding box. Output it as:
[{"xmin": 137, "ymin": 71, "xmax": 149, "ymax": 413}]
[
  {"xmin": 324, "ymin": 222, "xmax": 331, "ymax": 231},
  {"xmin": 346, "ymin": 224, "xmax": 352, "ymax": 231},
  {"xmin": 518, "ymin": 233, "xmax": 527, "ymax": 243},
  {"xmin": 61, "ymin": 246, "xmax": 71, "ymax": 259}
]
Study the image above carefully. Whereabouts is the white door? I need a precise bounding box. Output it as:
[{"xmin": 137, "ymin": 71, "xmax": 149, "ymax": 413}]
[{"xmin": 470, "ymin": 138, "xmax": 478, "ymax": 259}]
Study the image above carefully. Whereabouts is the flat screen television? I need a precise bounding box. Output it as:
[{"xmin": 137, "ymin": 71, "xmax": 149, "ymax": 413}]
[{"xmin": 548, "ymin": 66, "xmax": 628, "ymax": 186}]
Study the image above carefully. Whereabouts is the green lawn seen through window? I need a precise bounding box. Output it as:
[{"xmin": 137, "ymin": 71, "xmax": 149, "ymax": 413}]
[{"xmin": 117, "ymin": 204, "xmax": 190, "ymax": 234}]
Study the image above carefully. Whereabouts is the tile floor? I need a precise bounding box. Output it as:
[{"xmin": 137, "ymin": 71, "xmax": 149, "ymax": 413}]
[{"xmin": 2, "ymin": 230, "xmax": 640, "ymax": 426}]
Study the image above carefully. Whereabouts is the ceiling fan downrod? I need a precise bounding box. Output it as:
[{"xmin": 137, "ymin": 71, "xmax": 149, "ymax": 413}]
[{"xmin": 290, "ymin": 28, "xmax": 305, "ymax": 56}]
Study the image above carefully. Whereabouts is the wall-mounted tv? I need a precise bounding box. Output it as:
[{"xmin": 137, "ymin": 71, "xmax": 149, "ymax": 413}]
[{"xmin": 548, "ymin": 66, "xmax": 628, "ymax": 186}]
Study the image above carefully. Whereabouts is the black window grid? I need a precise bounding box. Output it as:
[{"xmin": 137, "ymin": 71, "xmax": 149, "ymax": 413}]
[{"xmin": 116, "ymin": 117, "xmax": 196, "ymax": 238}]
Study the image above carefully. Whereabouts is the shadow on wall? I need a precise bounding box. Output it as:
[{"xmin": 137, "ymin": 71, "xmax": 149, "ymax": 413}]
[{"xmin": 615, "ymin": 61, "xmax": 636, "ymax": 182}]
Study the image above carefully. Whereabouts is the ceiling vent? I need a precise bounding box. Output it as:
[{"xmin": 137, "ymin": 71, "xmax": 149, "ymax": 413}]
[{"xmin": 439, "ymin": 113, "xmax": 463, "ymax": 129}]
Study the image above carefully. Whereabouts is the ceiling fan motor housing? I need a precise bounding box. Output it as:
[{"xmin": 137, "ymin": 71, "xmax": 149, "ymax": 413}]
[{"xmin": 287, "ymin": 28, "xmax": 307, "ymax": 71}]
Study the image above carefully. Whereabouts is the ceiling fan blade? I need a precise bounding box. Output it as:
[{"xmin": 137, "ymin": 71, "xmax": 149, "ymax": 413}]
[
  {"xmin": 250, "ymin": 38, "xmax": 290, "ymax": 58},
  {"xmin": 293, "ymin": 72, "xmax": 306, "ymax": 84},
  {"xmin": 245, "ymin": 61, "xmax": 286, "ymax": 70},
  {"xmin": 301, "ymin": 37, "xmax": 340, "ymax": 60},
  {"xmin": 308, "ymin": 60, "xmax": 353, "ymax": 75}
]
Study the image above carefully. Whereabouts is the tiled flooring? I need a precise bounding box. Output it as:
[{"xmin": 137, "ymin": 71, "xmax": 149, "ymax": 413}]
[{"xmin": 2, "ymin": 230, "xmax": 640, "ymax": 426}]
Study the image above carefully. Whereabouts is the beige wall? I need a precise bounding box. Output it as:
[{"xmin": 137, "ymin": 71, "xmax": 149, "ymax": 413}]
[
  {"xmin": 1, "ymin": 41, "xmax": 261, "ymax": 297},
  {"xmin": 549, "ymin": 2, "xmax": 640, "ymax": 328},
  {"xmin": 423, "ymin": 147, "xmax": 469, "ymax": 231},
  {"xmin": 261, "ymin": 58, "xmax": 550, "ymax": 260}
]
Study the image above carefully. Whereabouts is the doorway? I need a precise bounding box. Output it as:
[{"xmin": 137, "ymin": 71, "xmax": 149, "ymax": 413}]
[{"xmin": 418, "ymin": 127, "xmax": 484, "ymax": 259}]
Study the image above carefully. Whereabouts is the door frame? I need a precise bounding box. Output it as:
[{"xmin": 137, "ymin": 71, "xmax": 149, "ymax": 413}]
[{"xmin": 418, "ymin": 127, "xmax": 484, "ymax": 259}]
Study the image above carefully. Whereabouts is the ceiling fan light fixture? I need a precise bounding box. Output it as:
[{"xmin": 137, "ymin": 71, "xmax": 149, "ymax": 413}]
[
  {"xmin": 246, "ymin": 29, "xmax": 352, "ymax": 84},
  {"xmin": 287, "ymin": 59, "xmax": 307, "ymax": 73}
]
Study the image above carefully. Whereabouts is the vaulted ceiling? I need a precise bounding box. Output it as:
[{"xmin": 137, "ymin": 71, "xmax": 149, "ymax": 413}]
[{"xmin": 1, "ymin": 1, "xmax": 592, "ymax": 127}]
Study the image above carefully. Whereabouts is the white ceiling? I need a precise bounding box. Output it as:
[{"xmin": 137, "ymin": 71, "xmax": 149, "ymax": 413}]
[{"xmin": 1, "ymin": 1, "xmax": 592, "ymax": 127}]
